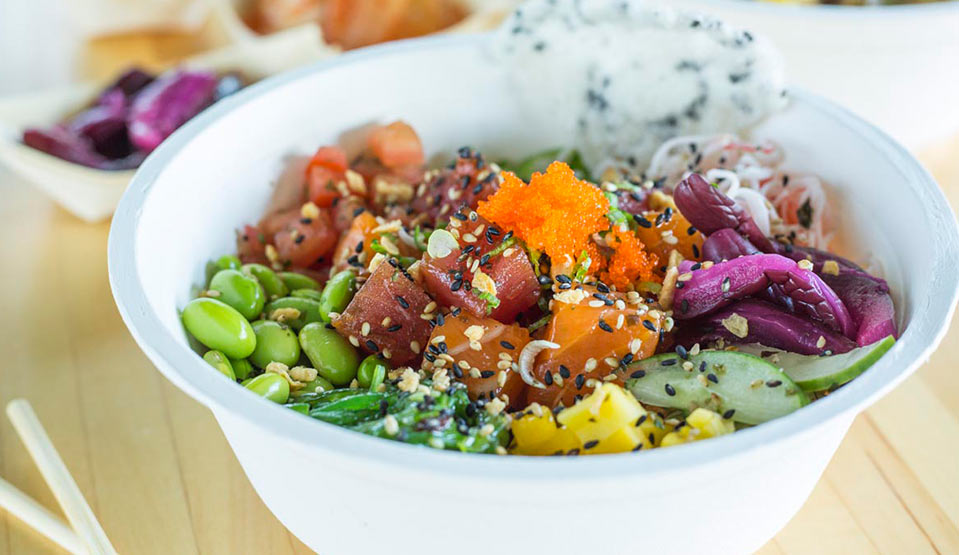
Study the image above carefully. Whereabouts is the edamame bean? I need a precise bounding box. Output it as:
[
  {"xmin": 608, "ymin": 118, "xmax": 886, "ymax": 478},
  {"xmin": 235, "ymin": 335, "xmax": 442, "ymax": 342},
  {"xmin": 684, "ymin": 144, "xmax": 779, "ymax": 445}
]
[
  {"xmin": 182, "ymin": 298, "xmax": 256, "ymax": 359},
  {"xmin": 244, "ymin": 373, "xmax": 289, "ymax": 403},
  {"xmin": 290, "ymin": 375, "xmax": 334, "ymax": 399},
  {"xmin": 356, "ymin": 355, "xmax": 389, "ymax": 389},
  {"xmin": 280, "ymin": 271, "xmax": 321, "ymax": 291},
  {"xmin": 263, "ymin": 296, "xmax": 324, "ymax": 330},
  {"xmin": 205, "ymin": 254, "xmax": 242, "ymax": 284},
  {"xmin": 318, "ymin": 270, "xmax": 356, "ymax": 322},
  {"xmin": 242, "ymin": 263, "xmax": 289, "ymax": 299},
  {"xmin": 230, "ymin": 357, "xmax": 254, "ymax": 381},
  {"xmin": 291, "ymin": 288, "xmax": 324, "ymax": 302},
  {"xmin": 249, "ymin": 320, "xmax": 301, "ymax": 369},
  {"xmin": 299, "ymin": 322, "xmax": 359, "ymax": 386},
  {"xmin": 203, "ymin": 350, "xmax": 236, "ymax": 380},
  {"xmin": 209, "ymin": 269, "xmax": 266, "ymax": 320}
]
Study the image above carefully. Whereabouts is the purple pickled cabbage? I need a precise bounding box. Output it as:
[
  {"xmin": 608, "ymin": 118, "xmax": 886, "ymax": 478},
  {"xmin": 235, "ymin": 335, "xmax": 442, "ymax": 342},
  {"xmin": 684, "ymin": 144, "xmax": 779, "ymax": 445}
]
[
  {"xmin": 702, "ymin": 228, "xmax": 760, "ymax": 262},
  {"xmin": 101, "ymin": 68, "xmax": 155, "ymax": 99},
  {"xmin": 775, "ymin": 243, "xmax": 863, "ymax": 274},
  {"xmin": 23, "ymin": 126, "xmax": 109, "ymax": 168},
  {"xmin": 70, "ymin": 89, "xmax": 132, "ymax": 159},
  {"xmin": 677, "ymin": 299, "xmax": 856, "ymax": 355},
  {"xmin": 823, "ymin": 272, "xmax": 897, "ymax": 346},
  {"xmin": 673, "ymin": 173, "xmax": 775, "ymax": 252},
  {"xmin": 128, "ymin": 69, "xmax": 217, "ymax": 152},
  {"xmin": 673, "ymin": 253, "xmax": 855, "ymax": 336}
]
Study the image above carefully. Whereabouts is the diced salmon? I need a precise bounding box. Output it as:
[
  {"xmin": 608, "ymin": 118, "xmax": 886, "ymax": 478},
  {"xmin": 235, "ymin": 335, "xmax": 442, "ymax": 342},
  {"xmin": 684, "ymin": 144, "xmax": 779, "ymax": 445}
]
[
  {"xmin": 635, "ymin": 207, "xmax": 704, "ymax": 269},
  {"xmin": 331, "ymin": 211, "xmax": 380, "ymax": 273},
  {"xmin": 526, "ymin": 287, "xmax": 664, "ymax": 408},
  {"xmin": 426, "ymin": 311, "xmax": 530, "ymax": 408},
  {"xmin": 333, "ymin": 257, "xmax": 434, "ymax": 365}
]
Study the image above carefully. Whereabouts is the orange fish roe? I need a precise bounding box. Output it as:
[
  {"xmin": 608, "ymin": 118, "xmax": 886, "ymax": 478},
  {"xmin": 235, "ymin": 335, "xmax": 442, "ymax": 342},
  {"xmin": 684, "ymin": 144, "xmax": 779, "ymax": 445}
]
[
  {"xmin": 601, "ymin": 226, "xmax": 658, "ymax": 290},
  {"xmin": 478, "ymin": 161, "xmax": 609, "ymax": 266}
]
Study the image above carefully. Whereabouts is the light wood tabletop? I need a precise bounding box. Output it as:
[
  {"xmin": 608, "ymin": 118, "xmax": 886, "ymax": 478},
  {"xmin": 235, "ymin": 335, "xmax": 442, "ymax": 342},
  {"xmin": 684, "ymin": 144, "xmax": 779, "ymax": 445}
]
[{"xmin": 1, "ymin": 31, "xmax": 958, "ymax": 555}]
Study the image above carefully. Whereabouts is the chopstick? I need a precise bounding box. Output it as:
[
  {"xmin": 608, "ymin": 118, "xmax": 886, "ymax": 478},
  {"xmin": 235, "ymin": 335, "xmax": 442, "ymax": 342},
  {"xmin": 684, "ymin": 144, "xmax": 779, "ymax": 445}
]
[
  {"xmin": 6, "ymin": 399, "xmax": 118, "ymax": 555},
  {"xmin": 0, "ymin": 477, "xmax": 85, "ymax": 554}
]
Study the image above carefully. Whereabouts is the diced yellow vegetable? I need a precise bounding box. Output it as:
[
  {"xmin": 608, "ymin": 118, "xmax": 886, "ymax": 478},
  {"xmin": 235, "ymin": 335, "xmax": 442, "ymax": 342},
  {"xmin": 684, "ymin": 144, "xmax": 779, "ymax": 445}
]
[
  {"xmin": 512, "ymin": 384, "xmax": 654, "ymax": 455},
  {"xmin": 660, "ymin": 408, "xmax": 735, "ymax": 447}
]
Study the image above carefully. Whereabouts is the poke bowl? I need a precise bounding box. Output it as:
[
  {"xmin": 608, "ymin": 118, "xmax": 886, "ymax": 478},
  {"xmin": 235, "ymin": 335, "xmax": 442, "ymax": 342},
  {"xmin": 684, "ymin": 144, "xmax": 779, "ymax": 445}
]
[{"xmin": 108, "ymin": 24, "xmax": 959, "ymax": 555}]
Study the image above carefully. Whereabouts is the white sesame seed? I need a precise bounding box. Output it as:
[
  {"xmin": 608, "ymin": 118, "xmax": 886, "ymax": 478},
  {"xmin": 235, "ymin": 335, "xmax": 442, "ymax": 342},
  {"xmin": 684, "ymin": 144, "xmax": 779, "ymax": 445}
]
[
  {"xmin": 349, "ymin": 335, "xmax": 360, "ymax": 347},
  {"xmin": 588, "ymin": 300, "xmax": 605, "ymax": 308},
  {"xmin": 585, "ymin": 358, "xmax": 597, "ymax": 372},
  {"xmin": 361, "ymin": 322, "xmax": 371, "ymax": 336}
]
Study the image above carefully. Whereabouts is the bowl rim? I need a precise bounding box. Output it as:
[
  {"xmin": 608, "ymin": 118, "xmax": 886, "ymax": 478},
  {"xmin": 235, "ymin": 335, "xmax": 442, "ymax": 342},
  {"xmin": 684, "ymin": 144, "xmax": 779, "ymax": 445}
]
[
  {"xmin": 109, "ymin": 33, "xmax": 959, "ymax": 480},
  {"xmin": 682, "ymin": 0, "xmax": 959, "ymax": 16}
]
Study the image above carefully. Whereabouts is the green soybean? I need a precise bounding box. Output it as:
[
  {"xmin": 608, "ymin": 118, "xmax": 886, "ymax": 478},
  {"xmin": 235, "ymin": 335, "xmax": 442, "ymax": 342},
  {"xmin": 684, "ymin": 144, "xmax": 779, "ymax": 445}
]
[
  {"xmin": 299, "ymin": 322, "xmax": 359, "ymax": 386},
  {"xmin": 230, "ymin": 357, "xmax": 255, "ymax": 381},
  {"xmin": 203, "ymin": 350, "xmax": 236, "ymax": 380},
  {"xmin": 291, "ymin": 375, "xmax": 335, "ymax": 399},
  {"xmin": 263, "ymin": 296, "xmax": 324, "ymax": 331},
  {"xmin": 318, "ymin": 270, "xmax": 356, "ymax": 322},
  {"xmin": 208, "ymin": 269, "xmax": 266, "ymax": 320},
  {"xmin": 290, "ymin": 288, "xmax": 324, "ymax": 302},
  {"xmin": 244, "ymin": 373, "xmax": 290, "ymax": 403},
  {"xmin": 243, "ymin": 263, "xmax": 289, "ymax": 299},
  {"xmin": 182, "ymin": 298, "xmax": 256, "ymax": 359},
  {"xmin": 205, "ymin": 254, "xmax": 242, "ymax": 284},
  {"xmin": 280, "ymin": 271, "xmax": 321, "ymax": 291},
  {"xmin": 356, "ymin": 355, "xmax": 389, "ymax": 389},
  {"xmin": 249, "ymin": 320, "xmax": 301, "ymax": 369}
]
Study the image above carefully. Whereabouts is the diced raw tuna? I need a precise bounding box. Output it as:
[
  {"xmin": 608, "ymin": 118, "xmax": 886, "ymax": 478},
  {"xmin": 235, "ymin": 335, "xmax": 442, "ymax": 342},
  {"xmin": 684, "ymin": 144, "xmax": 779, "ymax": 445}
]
[
  {"xmin": 409, "ymin": 148, "xmax": 499, "ymax": 225},
  {"xmin": 333, "ymin": 258, "xmax": 434, "ymax": 365},
  {"xmin": 420, "ymin": 212, "xmax": 539, "ymax": 323}
]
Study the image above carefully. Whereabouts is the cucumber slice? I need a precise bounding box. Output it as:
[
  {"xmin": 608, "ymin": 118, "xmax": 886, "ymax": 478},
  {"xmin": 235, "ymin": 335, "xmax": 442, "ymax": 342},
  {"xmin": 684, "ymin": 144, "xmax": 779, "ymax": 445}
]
[
  {"xmin": 625, "ymin": 351, "xmax": 809, "ymax": 425},
  {"xmin": 738, "ymin": 336, "xmax": 895, "ymax": 392}
]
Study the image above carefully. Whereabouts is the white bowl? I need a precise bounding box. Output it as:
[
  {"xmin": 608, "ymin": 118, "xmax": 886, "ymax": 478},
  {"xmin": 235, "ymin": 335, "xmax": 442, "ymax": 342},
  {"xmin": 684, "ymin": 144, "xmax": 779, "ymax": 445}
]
[
  {"xmin": 668, "ymin": 0, "xmax": 959, "ymax": 150},
  {"xmin": 108, "ymin": 35, "xmax": 959, "ymax": 554}
]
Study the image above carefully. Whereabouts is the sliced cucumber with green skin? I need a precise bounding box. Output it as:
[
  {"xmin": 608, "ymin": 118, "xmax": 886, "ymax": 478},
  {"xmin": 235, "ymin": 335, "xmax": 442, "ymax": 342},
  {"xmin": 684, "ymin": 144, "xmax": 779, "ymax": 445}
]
[
  {"xmin": 626, "ymin": 351, "xmax": 809, "ymax": 425},
  {"xmin": 738, "ymin": 336, "xmax": 895, "ymax": 393}
]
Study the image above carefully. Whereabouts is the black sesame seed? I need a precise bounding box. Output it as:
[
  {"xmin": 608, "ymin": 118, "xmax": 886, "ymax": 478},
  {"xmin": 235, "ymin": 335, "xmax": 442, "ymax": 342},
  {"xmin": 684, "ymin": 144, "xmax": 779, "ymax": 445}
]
[
  {"xmin": 642, "ymin": 320, "xmax": 657, "ymax": 332},
  {"xmin": 766, "ymin": 380, "xmax": 783, "ymax": 388},
  {"xmin": 699, "ymin": 361, "xmax": 707, "ymax": 372},
  {"xmin": 566, "ymin": 448, "xmax": 580, "ymax": 456},
  {"xmin": 365, "ymin": 340, "xmax": 379, "ymax": 352},
  {"xmin": 544, "ymin": 372, "xmax": 554, "ymax": 385},
  {"xmin": 500, "ymin": 341, "xmax": 515, "ymax": 350},
  {"xmin": 633, "ymin": 214, "xmax": 653, "ymax": 228},
  {"xmin": 479, "ymin": 254, "xmax": 490, "ymax": 266},
  {"xmin": 687, "ymin": 226, "xmax": 697, "ymax": 235},
  {"xmin": 660, "ymin": 358, "xmax": 678, "ymax": 366},
  {"xmin": 681, "ymin": 299, "xmax": 689, "ymax": 314},
  {"xmin": 621, "ymin": 353, "xmax": 634, "ymax": 366},
  {"xmin": 559, "ymin": 365, "xmax": 570, "ymax": 379},
  {"xmin": 395, "ymin": 295, "xmax": 409, "ymax": 309},
  {"xmin": 558, "ymin": 283, "xmax": 572, "ymax": 290},
  {"xmin": 299, "ymin": 218, "xmax": 312, "ymax": 225},
  {"xmin": 294, "ymin": 234, "xmax": 305, "ymax": 244},
  {"xmin": 722, "ymin": 409, "xmax": 736, "ymax": 419},
  {"xmin": 596, "ymin": 282, "xmax": 610, "ymax": 294},
  {"xmin": 707, "ymin": 373, "xmax": 719, "ymax": 384},
  {"xmin": 556, "ymin": 274, "xmax": 572, "ymax": 284},
  {"xmin": 452, "ymin": 366, "xmax": 464, "ymax": 378},
  {"xmin": 690, "ymin": 262, "xmax": 702, "ymax": 271},
  {"xmin": 663, "ymin": 207, "xmax": 673, "ymax": 222},
  {"xmin": 458, "ymin": 146, "xmax": 471, "ymax": 158},
  {"xmin": 676, "ymin": 345, "xmax": 688, "ymax": 359},
  {"xmin": 435, "ymin": 313, "xmax": 445, "ymax": 326},
  {"xmin": 636, "ymin": 414, "xmax": 647, "ymax": 426},
  {"xmin": 538, "ymin": 274, "xmax": 553, "ymax": 285},
  {"xmin": 630, "ymin": 369, "xmax": 646, "ymax": 379},
  {"xmin": 721, "ymin": 277, "xmax": 731, "ymax": 293},
  {"xmin": 480, "ymin": 370, "xmax": 495, "ymax": 378},
  {"xmin": 583, "ymin": 440, "xmax": 599, "ymax": 450},
  {"xmin": 665, "ymin": 383, "xmax": 676, "ymax": 396},
  {"xmin": 692, "ymin": 244, "xmax": 701, "ymax": 259},
  {"xmin": 453, "ymin": 212, "xmax": 467, "ymax": 221},
  {"xmin": 387, "ymin": 324, "xmax": 402, "ymax": 332},
  {"xmin": 450, "ymin": 279, "xmax": 463, "ymax": 292},
  {"xmin": 598, "ymin": 320, "xmax": 614, "ymax": 333},
  {"xmin": 675, "ymin": 281, "xmax": 685, "ymax": 289},
  {"xmin": 575, "ymin": 374, "xmax": 585, "ymax": 389}
]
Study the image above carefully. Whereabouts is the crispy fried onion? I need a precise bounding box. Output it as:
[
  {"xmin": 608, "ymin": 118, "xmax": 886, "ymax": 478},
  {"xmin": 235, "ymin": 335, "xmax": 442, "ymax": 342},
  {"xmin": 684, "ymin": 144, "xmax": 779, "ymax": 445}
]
[{"xmin": 518, "ymin": 340, "xmax": 559, "ymax": 389}]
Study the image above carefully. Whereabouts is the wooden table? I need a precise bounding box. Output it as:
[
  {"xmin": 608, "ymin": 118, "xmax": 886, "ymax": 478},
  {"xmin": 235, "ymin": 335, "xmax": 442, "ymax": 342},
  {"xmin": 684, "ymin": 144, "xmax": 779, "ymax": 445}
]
[{"xmin": 1, "ymin": 32, "xmax": 958, "ymax": 554}]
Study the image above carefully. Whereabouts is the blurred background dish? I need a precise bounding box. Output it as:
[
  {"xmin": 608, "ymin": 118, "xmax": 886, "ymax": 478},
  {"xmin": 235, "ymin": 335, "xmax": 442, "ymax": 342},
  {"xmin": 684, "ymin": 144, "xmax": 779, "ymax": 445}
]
[{"xmin": 667, "ymin": 0, "xmax": 959, "ymax": 149}]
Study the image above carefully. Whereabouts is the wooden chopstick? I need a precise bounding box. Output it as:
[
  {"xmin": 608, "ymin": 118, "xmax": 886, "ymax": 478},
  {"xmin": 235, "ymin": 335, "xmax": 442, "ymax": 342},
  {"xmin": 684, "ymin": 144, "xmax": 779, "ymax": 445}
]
[
  {"xmin": 6, "ymin": 399, "xmax": 117, "ymax": 555},
  {"xmin": 0, "ymin": 476, "xmax": 85, "ymax": 554}
]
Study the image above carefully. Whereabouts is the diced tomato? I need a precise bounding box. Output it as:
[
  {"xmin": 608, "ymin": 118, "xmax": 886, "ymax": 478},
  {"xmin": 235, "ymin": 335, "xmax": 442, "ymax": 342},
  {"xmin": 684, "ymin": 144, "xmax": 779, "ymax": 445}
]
[
  {"xmin": 421, "ymin": 212, "xmax": 539, "ymax": 323},
  {"xmin": 237, "ymin": 224, "xmax": 267, "ymax": 264},
  {"xmin": 333, "ymin": 258, "xmax": 434, "ymax": 365},
  {"xmin": 427, "ymin": 311, "xmax": 530, "ymax": 408},
  {"xmin": 635, "ymin": 207, "xmax": 705, "ymax": 268},
  {"xmin": 331, "ymin": 211, "xmax": 379, "ymax": 273},
  {"xmin": 306, "ymin": 146, "xmax": 348, "ymax": 207},
  {"xmin": 409, "ymin": 149, "xmax": 498, "ymax": 225},
  {"xmin": 271, "ymin": 207, "xmax": 338, "ymax": 268},
  {"xmin": 368, "ymin": 121, "xmax": 424, "ymax": 169},
  {"xmin": 526, "ymin": 287, "xmax": 664, "ymax": 408}
]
